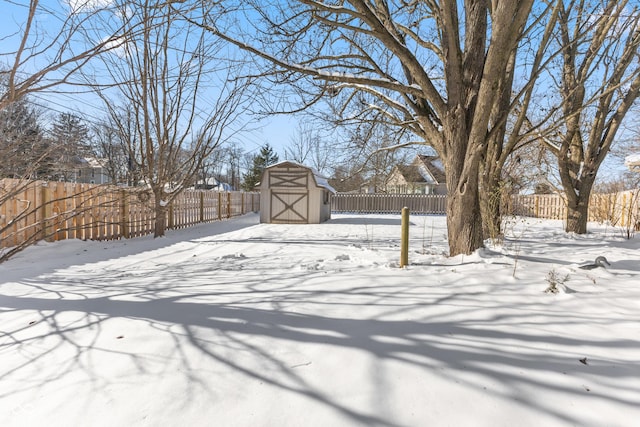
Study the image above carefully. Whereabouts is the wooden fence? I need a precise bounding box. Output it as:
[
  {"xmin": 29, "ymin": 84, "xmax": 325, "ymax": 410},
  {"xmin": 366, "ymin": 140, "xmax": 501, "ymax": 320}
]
[
  {"xmin": 5, "ymin": 179, "xmax": 635, "ymax": 252},
  {"xmin": 330, "ymin": 191, "xmax": 639, "ymax": 229},
  {"xmin": 512, "ymin": 190, "xmax": 640, "ymax": 228},
  {"xmin": 0, "ymin": 178, "xmax": 259, "ymax": 250},
  {"xmin": 331, "ymin": 193, "xmax": 447, "ymax": 214}
]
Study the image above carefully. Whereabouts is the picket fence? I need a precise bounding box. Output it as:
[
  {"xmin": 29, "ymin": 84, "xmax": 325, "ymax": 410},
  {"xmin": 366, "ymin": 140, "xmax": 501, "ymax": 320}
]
[
  {"xmin": 0, "ymin": 178, "xmax": 259, "ymax": 249},
  {"xmin": 330, "ymin": 191, "xmax": 639, "ymax": 229},
  {"xmin": 512, "ymin": 190, "xmax": 640, "ymax": 228},
  {"xmin": 3, "ymin": 180, "xmax": 637, "ymax": 251},
  {"xmin": 331, "ymin": 193, "xmax": 447, "ymax": 214}
]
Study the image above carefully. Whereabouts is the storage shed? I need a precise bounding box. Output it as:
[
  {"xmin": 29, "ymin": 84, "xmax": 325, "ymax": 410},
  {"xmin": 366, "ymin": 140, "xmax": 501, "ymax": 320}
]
[{"xmin": 259, "ymin": 161, "xmax": 336, "ymax": 224}]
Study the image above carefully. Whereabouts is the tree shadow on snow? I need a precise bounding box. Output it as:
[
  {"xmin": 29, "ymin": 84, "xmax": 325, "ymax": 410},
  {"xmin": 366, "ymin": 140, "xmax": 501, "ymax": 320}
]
[{"xmin": 1, "ymin": 228, "xmax": 640, "ymax": 426}]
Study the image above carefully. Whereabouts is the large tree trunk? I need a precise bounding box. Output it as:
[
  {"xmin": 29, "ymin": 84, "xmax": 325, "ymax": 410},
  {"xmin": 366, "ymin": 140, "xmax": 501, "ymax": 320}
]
[
  {"xmin": 154, "ymin": 199, "xmax": 168, "ymax": 238},
  {"xmin": 566, "ymin": 200, "xmax": 588, "ymax": 234},
  {"xmin": 565, "ymin": 182, "xmax": 593, "ymax": 234},
  {"xmin": 443, "ymin": 117, "xmax": 485, "ymax": 256},
  {"xmin": 558, "ymin": 130, "xmax": 594, "ymax": 235},
  {"xmin": 447, "ymin": 178, "xmax": 484, "ymax": 256}
]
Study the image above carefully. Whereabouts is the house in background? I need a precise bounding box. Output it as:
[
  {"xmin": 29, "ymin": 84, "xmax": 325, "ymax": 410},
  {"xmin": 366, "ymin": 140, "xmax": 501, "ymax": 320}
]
[
  {"xmin": 625, "ymin": 154, "xmax": 640, "ymax": 172},
  {"xmin": 75, "ymin": 157, "xmax": 110, "ymax": 184},
  {"xmin": 385, "ymin": 155, "xmax": 446, "ymax": 195},
  {"xmin": 194, "ymin": 177, "xmax": 233, "ymax": 191}
]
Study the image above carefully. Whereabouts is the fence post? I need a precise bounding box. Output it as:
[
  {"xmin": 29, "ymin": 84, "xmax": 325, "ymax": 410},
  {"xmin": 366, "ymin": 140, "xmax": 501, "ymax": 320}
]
[
  {"xmin": 168, "ymin": 202, "xmax": 174, "ymax": 229},
  {"xmin": 241, "ymin": 192, "xmax": 245, "ymax": 215},
  {"xmin": 400, "ymin": 207, "xmax": 409, "ymax": 268},
  {"xmin": 227, "ymin": 192, "xmax": 232, "ymax": 218},
  {"xmin": 199, "ymin": 191, "xmax": 205, "ymax": 223},
  {"xmin": 218, "ymin": 192, "xmax": 222, "ymax": 220},
  {"xmin": 120, "ymin": 189, "xmax": 130, "ymax": 239},
  {"xmin": 40, "ymin": 183, "xmax": 53, "ymax": 241}
]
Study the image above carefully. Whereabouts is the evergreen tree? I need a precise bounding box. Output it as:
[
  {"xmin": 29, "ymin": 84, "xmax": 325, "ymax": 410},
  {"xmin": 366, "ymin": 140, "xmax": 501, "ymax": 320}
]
[
  {"xmin": 49, "ymin": 112, "xmax": 91, "ymax": 181},
  {"xmin": 241, "ymin": 144, "xmax": 279, "ymax": 191},
  {"xmin": 0, "ymin": 98, "xmax": 51, "ymax": 179}
]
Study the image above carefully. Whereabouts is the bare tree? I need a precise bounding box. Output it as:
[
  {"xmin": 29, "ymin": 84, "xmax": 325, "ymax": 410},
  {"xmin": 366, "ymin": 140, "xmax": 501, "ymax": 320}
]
[
  {"xmin": 344, "ymin": 123, "xmax": 415, "ymax": 193},
  {"xmin": 195, "ymin": 145, "xmax": 229, "ymax": 189},
  {"xmin": 285, "ymin": 122, "xmax": 335, "ymax": 175},
  {"xmin": 0, "ymin": 1, "xmax": 134, "ymax": 262},
  {"xmin": 328, "ymin": 163, "xmax": 365, "ymax": 193},
  {"xmin": 225, "ymin": 145, "xmax": 250, "ymax": 191},
  {"xmin": 96, "ymin": 0, "xmax": 250, "ymax": 237},
  {"xmin": 92, "ymin": 116, "xmax": 135, "ymax": 185},
  {"xmin": 0, "ymin": 0, "xmax": 130, "ymax": 110},
  {"xmin": 545, "ymin": 0, "xmax": 640, "ymax": 234},
  {"xmin": 479, "ymin": 1, "xmax": 563, "ymax": 239},
  {"xmin": 191, "ymin": 0, "xmax": 535, "ymax": 255}
]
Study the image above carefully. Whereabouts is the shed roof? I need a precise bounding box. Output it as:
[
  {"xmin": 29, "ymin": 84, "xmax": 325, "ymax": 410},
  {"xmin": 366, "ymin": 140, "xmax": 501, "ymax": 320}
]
[{"xmin": 265, "ymin": 161, "xmax": 337, "ymax": 193}]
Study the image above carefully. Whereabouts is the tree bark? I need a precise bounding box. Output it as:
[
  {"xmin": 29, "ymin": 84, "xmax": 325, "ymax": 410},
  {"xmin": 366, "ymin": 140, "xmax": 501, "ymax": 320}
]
[
  {"xmin": 565, "ymin": 193, "xmax": 589, "ymax": 234},
  {"xmin": 442, "ymin": 109, "xmax": 485, "ymax": 255},
  {"xmin": 480, "ymin": 170, "xmax": 503, "ymax": 241},
  {"xmin": 154, "ymin": 201, "xmax": 168, "ymax": 238},
  {"xmin": 447, "ymin": 176, "xmax": 484, "ymax": 256}
]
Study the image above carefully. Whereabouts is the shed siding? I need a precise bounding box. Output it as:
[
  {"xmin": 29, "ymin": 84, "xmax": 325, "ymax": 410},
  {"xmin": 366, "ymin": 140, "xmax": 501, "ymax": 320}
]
[{"xmin": 259, "ymin": 162, "xmax": 333, "ymax": 224}]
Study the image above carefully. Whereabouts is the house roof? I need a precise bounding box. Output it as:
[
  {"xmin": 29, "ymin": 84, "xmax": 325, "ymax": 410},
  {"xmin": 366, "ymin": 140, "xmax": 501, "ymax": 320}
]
[
  {"xmin": 391, "ymin": 155, "xmax": 446, "ymax": 185},
  {"xmin": 396, "ymin": 165, "xmax": 428, "ymax": 183},
  {"xmin": 77, "ymin": 157, "xmax": 108, "ymax": 168},
  {"xmin": 415, "ymin": 155, "xmax": 446, "ymax": 184},
  {"xmin": 625, "ymin": 154, "xmax": 640, "ymax": 171}
]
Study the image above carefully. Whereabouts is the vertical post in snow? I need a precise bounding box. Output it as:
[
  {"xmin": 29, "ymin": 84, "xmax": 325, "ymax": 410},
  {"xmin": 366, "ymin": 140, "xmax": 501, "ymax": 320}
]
[{"xmin": 400, "ymin": 206, "xmax": 409, "ymax": 268}]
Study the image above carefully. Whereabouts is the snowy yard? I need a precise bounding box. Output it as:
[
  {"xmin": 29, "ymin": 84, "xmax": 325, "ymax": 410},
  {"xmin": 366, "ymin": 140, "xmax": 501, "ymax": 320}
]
[{"xmin": 1, "ymin": 213, "xmax": 639, "ymax": 427}]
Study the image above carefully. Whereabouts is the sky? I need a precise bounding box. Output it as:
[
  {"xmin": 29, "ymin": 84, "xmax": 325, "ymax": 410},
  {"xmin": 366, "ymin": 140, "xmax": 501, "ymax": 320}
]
[
  {"xmin": 1, "ymin": 212, "xmax": 639, "ymax": 426},
  {"xmin": 0, "ymin": 0, "xmax": 300, "ymax": 158}
]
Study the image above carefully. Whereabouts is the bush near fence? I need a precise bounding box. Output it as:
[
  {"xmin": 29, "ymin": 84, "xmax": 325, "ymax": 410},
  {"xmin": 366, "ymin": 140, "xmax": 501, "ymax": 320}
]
[{"xmin": 0, "ymin": 178, "xmax": 259, "ymax": 250}]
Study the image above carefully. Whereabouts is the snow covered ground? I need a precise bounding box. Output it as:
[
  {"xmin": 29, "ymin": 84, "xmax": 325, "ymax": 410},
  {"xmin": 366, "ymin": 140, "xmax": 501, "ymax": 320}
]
[{"xmin": 1, "ymin": 213, "xmax": 639, "ymax": 427}]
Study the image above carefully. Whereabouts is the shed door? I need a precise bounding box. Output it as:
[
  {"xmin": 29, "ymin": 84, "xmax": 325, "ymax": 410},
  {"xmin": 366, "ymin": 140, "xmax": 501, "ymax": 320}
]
[{"xmin": 270, "ymin": 191, "xmax": 309, "ymax": 223}]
